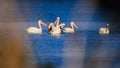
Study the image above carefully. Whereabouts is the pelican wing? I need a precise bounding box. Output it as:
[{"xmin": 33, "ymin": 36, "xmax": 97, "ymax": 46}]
[
  {"xmin": 40, "ymin": 21, "xmax": 47, "ymax": 26},
  {"xmin": 63, "ymin": 28, "xmax": 74, "ymax": 33}
]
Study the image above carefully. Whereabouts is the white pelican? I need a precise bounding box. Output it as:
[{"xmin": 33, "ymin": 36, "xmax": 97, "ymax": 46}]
[
  {"xmin": 63, "ymin": 22, "xmax": 78, "ymax": 33},
  {"xmin": 48, "ymin": 17, "xmax": 66, "ymax": 35},
  {"xmin": 99, "ymin": 24, "xmax": 109, "ymax": 34},
  {"xmin": 27, "ymin": 20, "xmax": 47, "ymax": 34},
  {"xmin": 48, "ymin": 17, "xmax": 66, "ymax": 36}
]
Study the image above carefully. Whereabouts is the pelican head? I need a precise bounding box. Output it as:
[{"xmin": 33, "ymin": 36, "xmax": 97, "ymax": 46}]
[
  {"xmin": 71, "ymin": 22, "xmax": 78, "ymax": 29},
  {"xmin": 38, "ymin": 20, "xmax": 47, "ymax": 26},
  {"xmin": 54, "ymin": 17, "xmax": 60, "ymax": 25},
  {"xmin": 57, "ymin": 17, "xmax": 60, "ymax": 20},
  {"xmin": 59, "ymin": 23, "xmax": 65, "ymax": 29}
]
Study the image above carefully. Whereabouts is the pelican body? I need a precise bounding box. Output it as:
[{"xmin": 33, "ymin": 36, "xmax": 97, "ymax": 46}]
[
  {"xmin": 52, "ymin": 26, "xmax": 61, "ymax": 35},
  {"xmin": 99, "ymin": 24, "xmax": 109, "ymax": 34},
  {"xmin": 27, "ymin": 20, "xmax": 47, "ymax": 34},
  {"xmin": 63, "ymin": 22, "xmax": 78, "ymax": 33}
]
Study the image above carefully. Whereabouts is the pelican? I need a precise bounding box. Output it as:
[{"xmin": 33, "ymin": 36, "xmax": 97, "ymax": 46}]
[
  {"xmin": 63, "ymin": 22, "xmax": 78, "ymax": 33},
  {"xmin": 99, "ymin": 24, "xmax": 109, "ymax": 34},
  {"xmin": 27, "ymin": 20, "xmax": 47, "ymax": 34},
  {"xmin": 48, "ymin": 17, "xmax": 64, "ymax": 34},
  {"xmin": 48, "ymin": 17, "xmax": 66, "ymax": 35}
]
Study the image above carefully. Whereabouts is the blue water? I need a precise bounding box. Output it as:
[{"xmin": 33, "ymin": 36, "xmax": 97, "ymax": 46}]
[
  {"xmin": 27, "ymin": 30, "xmax": 120, "ymax": 68},
  {"xmin": 18, "ymin": 1, "xmax": 120, "ymax": 68}
]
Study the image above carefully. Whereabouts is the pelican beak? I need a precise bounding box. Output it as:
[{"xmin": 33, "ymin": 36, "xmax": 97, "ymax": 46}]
[
  {"xmin": 41, "ymin": 22, "xmax": 47, "ymax": 26},
  {"xmin": 73, "ymin": 23, "xmax": 78, "ymax": 29}
]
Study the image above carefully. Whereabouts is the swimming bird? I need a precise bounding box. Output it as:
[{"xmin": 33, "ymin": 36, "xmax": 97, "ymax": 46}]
[
  {"xmin": 99, "ymin": 24, "xmax": 109, "ymax": 34},
  {"xmin": 48, "ymin": 17, "xmax": 61, "ymax": 33},
  {"xmin": 48, "ymin": 17, "xmax": 66, "ymax": 36},
  {"xmin": 63, "ymin": 22, "xmax": 78, "ymax": 33},
  {"xmin": 27, "ymin": 20, "xmax": 47, "ymax": 34}
]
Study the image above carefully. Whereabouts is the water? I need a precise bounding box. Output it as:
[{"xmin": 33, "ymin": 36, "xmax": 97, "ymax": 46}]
[
  {"xmin": 21, "ymin": 1, "xmax": 120, "ymax": 68},
  {"xmin": 0, "ymin": 0, "xmax": 120, "ymax": 68},
  {"xmin": 27, "ymin": 30, "xmax": 120, "ymax": 68}
]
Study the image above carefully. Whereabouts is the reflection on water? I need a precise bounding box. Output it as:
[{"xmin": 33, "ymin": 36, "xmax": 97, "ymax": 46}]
[{"xmin": 28, "ymin": 30, "xmax": 120, "ymax": 68}]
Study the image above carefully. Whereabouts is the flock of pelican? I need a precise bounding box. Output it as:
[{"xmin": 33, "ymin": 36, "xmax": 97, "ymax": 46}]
[
  {"xmin": 27, "ymin": 17, "xmax": 110, "ymax": 35},
  {"xmin": 27, "ymin": 17, "xmax": 78, "ymax": 35}
]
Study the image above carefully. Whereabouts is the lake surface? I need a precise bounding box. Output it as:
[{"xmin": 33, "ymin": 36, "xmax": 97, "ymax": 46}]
[
  {"xmin": 28, "ymin": 29, "xmax": 120, "ymax": 68},
  {"xmin": 0, "ymin": 1, "xmax": 120, "ymax": 68},
  {"xmin": 21, "ymin": 1, "xmax": 120, "ymax": 68}
]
